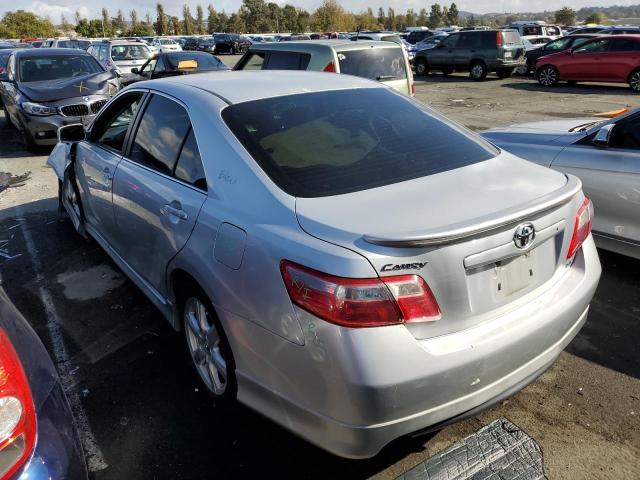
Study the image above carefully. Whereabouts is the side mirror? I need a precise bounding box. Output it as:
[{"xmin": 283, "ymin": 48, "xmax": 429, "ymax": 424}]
[
  {"xmin": 131, "ymin": 67, "xmax": 139, "ymax": 74},
  {"xmin": 593, "ymin": 124, "xmax": 614, "ymax": 147},
  {"xmin": 58, "ymin": 123, "xmax": 85, "ymax": 143}
]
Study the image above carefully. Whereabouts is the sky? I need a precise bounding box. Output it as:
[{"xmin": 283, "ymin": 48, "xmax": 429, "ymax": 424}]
[{"xmin": 5, "ymin": 0, "xmax": 639, "ymax": 21}]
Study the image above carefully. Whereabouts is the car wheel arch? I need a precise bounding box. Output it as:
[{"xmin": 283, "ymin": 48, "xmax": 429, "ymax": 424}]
[{"xmin": 168, "ymin": 268, "xmax": 219, "ymax": 331}]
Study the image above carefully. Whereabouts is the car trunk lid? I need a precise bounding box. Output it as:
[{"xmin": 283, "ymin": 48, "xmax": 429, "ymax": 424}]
[{"xmin": 296, "ymin": 154, "xmax": 581, "ymax": 339}]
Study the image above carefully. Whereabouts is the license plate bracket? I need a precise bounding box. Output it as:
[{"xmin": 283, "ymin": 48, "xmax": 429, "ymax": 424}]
[{"xmin": 495, "ymin": 251, "xmax": 535, "ymax": 297}]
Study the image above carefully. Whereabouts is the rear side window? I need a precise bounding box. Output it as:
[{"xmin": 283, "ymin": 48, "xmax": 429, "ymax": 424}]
[
  {"xmin": 238, "ymin": 52, "xmax": 265, "ymax": 70},
  {"xmin": 458, "ymin": 33, "xmax": 481, "ymax": 48},
  {"xmin": 500, "ymin": 31, "xmax": 521, "ymax": 45},
  {"xmin": 264, "ymin": 52, "xmax": 311, "ymax": 70},
  {"xmin": 337, "ymin": 48, "xmax": 406, "ymax": 80},
  {"xmin": 222, "ymin": 88, "xmax": 497, "ymax": 197},
  {"xmin": 610, "ymin": 38, "xmax": 640, "ymax": 52},
  {"xmin": 130, "ymin": 95, "xmax": 191, "ymax": 175},
  {"xmin": 174, "ymin": 129, "xmax": 206, "ymax": 190}
]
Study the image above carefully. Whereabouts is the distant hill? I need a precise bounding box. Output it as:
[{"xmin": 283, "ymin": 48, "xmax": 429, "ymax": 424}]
[{"xmin": 457, "ymin": 4, "xmax": 640, "ymax": 24}]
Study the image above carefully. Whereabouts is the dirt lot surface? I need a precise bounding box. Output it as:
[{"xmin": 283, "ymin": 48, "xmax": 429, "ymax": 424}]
[{"xmin": 0, "ymin": 60, "xmax": 638, "ymax": 479}]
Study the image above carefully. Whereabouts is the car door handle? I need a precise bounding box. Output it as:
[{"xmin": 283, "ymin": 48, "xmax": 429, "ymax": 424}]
[
  {"xmin": 160, "ymin": 203, "xmax": 188, "ymax": 220},
  {"xmin": 102, "ymin": 167, "xmax": 113, "ymax": 182}
]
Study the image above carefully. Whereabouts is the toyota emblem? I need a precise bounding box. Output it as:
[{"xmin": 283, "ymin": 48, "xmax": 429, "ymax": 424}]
[{"xmin": 513, "ymin": 223, "xmax": 536, "ymax": 249}]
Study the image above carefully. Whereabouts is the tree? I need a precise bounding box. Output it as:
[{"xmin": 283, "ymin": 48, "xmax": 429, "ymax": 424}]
[
  {"xmin": 418, "ymin": 8, "xmax": 428, "ymax": 26},
  {"xmin": 113, "ymin": 10, "xmax": 126, "ymax": 33},
  {"xmin": 448, "ymin": 3, "xmax": 459, "ymax": 25},
  {"xmin": 207, "ymin": 5, "xmax": 218, "ymax": 33},
  {"xmin": 377, "ymin": 7, "xmax": 385, "ymax": 28},
  {"xmin": 127, "ymin": 22, "xmax": 154, "ymax": 36},
  {"xmin": 182, "ymin": 5, "xmax": 193, "ymax": 34},
  {"xmin": 555, "ymin": 7, "xmax": 576, "ymax": 25},
  {"xmin": 0, "ymin": 10, "xmax": 56, "ymax": 38},
  {"xmin": 156, "ymin": 4, "xmax": 168, "ymax": 35},
  {"xmin": 241, "ymin": 0, "xmax": 268, "ymax": 32},
  {"xmin": 101, "ymin": 8, "xmax": 113, "ymax": 37},
  {"xmin": 386, "ymin": 8, "xmax": 396, "ymax": 30},
  {"xmin": 584, "ymin": 11, "xmax": 606, "ymax": 25},
  {"xmin": 75, "ymin": 10, "xmax": 82, "ymax": 25},
  {"xmin": 130, "ymin": 10, "xmax": 138, "ymax": 26},
  {"xmin": 311, "ymin": 0, "xmax": 349, "ymax": 31},
  {"xmin": 169, "ymin": 16, "xmax": 181, "ymax": 34},
  {"xmin": 60, "ymin": 14, "xmax": 70, "ymax": 32},
  {"xmin": 267, "ymin": 2, "xmax": 283, "ymax": 32},
  {"xmin": 429, "ymin": 3, "xmax": 443, "ymax": 29},
  {"xmin": 295, "ymin": 9, "xmax": 310, "ymax": 32},
  {"xmin": 282, "ymin": 4, "xmax": 298, "ymax": 32},
  {"xmin": 196, "ymin": 5, "xmax": 205, "ymax": 34}
]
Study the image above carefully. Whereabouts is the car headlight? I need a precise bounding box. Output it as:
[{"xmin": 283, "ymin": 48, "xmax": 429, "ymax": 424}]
[{"xmin": 21, "ymin": 102, "xmax": 58, "ymax": 116}]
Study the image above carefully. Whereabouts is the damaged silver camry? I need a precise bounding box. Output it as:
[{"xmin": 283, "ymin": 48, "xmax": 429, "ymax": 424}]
[{"xmin": 48, "ymin": 71, "xmax": 601, "ymax": 458}]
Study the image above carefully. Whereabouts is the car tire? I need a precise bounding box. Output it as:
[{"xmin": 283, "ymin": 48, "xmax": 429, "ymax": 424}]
[
  {"xmin": 21, "ymin": 126, "xmax": 37, "ymax": 152},
  {"xmin": 414, "ymin": 58, "xmax": 429, "ymax": 76},
  {"xmin": 537, "ymin": 65, "xmax": 559, "ymax": 87},
  {"xmin": 1, "ymin": 105, "xmax": 11, "ymax": 129},
  {"xmin": 231, "ymin": 45, "xmax": 236, "ymax": 55},
  {"xmin": 496, "ymin": 68, "xmax": 514, "ymax": 79},
  {"xmin": 629, "ymin": 69, "xmax": 640, "ymax": 92},
  {"xmin": 469, "ymin": 61, "xmax": 487, "ymax": 81},
  {"xmin": 182, "ymin": 285, "xmax": 237, "ymax": 403},
  {"xmin": 441, "ymin": 68, "xmax": 453, "ymax": 75}
]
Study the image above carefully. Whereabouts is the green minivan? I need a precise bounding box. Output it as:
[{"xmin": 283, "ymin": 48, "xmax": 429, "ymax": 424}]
[{"xmin": 234, "ymin": 40, "xmax": 414, "ymax": 96}]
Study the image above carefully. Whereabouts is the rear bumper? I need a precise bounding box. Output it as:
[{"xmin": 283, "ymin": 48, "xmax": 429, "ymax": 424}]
[{"xmin": 228, "ymin": 237, "xmax": 601, "ymax": 459}]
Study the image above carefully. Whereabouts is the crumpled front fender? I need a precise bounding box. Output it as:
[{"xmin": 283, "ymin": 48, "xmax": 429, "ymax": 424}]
[{"xmin": 46, "ymin": 142, "xmax": 71, "ymax": 180}]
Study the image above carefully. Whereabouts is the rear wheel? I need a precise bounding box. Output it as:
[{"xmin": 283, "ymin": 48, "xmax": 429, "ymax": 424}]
[
  {"xmin": 537, "ymin": 65, "xmax": 559, "ymax": 87},
  {"xmin": 414, "ymin": 58, "xmax": 429, "ymax": 76},
  {"xmin": 469, "ymin": 61, "xmax": 487, "ymax": 81},
  {"xmin": 496, "ymin": 68, "xmax": 514, "ymax": 79},
  {"xmin": 629, "ymin": 69, "xmax": 640, "ymax": 92},
  {"xmin": 183, "ymin": 289, "xmax": 237, "ymax": 402}
]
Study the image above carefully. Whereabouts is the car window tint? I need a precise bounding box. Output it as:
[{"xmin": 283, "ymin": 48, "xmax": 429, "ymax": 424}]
[
  {"xmin": 439, "ymin": 34, "xmax": 459, "ymax": 47},
  {"xmin": 576, "ymin": 39, "xmax": 610, "ymax": 53},
  {"xmin": 94, "ymin": 92, "xmax": 144, "ymax": 152},
  {"xmin": 130, "ymin": 95, "xmax": 191, "ymax": 175},
  {"xmin": 546, "ymin": 37, "xmax": 572, "ymax": 51},
  {"xmin": 610, "ymin": 38, "xmax": 640, "ymax": 52},
  {"xmin": 611, "ymin": 115, "xmax": 640, "ymax": 150},
  {"xmin": 458, "ymin": 33, "xmax": 481, "ymax": 48},
  {"xmin": 500, "ymin": 31, "xmax": 521, "ymax": 45},
  {"xmin": 154, "ymin": 56, "xmax": 165, "ymax": 73},
  {"xmin": 337, "ymin": 48, "xmax": 406, "ymax": 80},
  {"xmin": 222, "ymin": 88, "xmax": 497, "ymax": 198},
  {"xmin": 265, "ymin": 52, "xmax": 310, "ymax": 70},
  {"xmin": 140, "ymin": 58, "xmax": 156, "ymax": 76},
  {"xmin": 239, "ymin": 52, "xmax": 265, "ymax": 70},
  {"xmin": 174, "ymin": 129, "xmax": 206, "ymax": 190},
  {"xmin": 99, "ymin": 45, "xmax": 108, "ymax": 61},
  {"xmin": 18, "ymin": 55, "xmax": 103, "ymax": 82}
]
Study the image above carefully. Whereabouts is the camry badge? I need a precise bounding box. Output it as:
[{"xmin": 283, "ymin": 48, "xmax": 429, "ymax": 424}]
[
  {"xmin": 73, "ymin": 81, "xmax": 90, "ymax": 93},
  {"xmin": 513, "ymin": 223, "xmax": 536, "ymax": 249}
]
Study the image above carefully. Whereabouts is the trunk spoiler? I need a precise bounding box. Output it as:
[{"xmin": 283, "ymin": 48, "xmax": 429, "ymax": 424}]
[{"xmin": 363, "ymin": 174, "xmax": 582, "ymax": 248}]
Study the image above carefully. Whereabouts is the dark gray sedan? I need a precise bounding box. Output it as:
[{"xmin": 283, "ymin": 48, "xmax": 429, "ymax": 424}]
[{"xmin": 0, "ymin": 48, "xmax": 120, "ymax": 150}]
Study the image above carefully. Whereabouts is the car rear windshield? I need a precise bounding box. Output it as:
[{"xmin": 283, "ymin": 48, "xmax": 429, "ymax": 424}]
[
  {"xmin": 501, "ymin": 31, "xmax": 522, "ymax": 44},
  {"xmin": 222, "ymin": 88, "xmax": 497, "ymax": 197},
  {"xmin": 111, "ymin": 45, "xmax": 151, "ymax": 60},
  {"xmin": 337, "ymin": 47, "xmax": 407, "ymax": 80},
  {"xmin": 18, "ymin": 54, "xmax": 103, "ymax": 82},
  {"xmin": 165, "ymin": 53, "xmax": 223, "ymax": 68}
]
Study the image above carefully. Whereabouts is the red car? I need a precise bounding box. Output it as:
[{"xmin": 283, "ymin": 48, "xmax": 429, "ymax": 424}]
[{"xmin": 536, "ymin": 35, "xmax": 640, "ymax": 92}]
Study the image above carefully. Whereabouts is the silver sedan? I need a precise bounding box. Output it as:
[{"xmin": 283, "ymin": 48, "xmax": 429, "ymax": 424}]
[
  {"xmin": 48, "ymin": 71, "xmax": 600, "ymax": 458},
  {"xmin": 482, "ymin": 110, "xmax": 640, "ymax": 259}
]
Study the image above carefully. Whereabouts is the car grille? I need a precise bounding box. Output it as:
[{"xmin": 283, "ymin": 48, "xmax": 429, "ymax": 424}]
[
  {"xmin": 60, "ymin": 104, "xmax": 89, "ymax": 117},
  {"xmin": 59, "ymin": 99, "xmax": 107, "ymax": 117},
  {"xmin": 91, "ymin": 100, "xmax": 107, "ymax": 114}
]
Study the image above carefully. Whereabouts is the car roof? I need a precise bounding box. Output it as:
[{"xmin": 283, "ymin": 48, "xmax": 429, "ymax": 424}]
[
  {"xmin": 12, "ymin": 48, "xmax": 92, "ymax": 57},
  {"xmin": 134, "ymin": 70, "xmax": 383, "ymax": 105},
  {"xmin": 248, "ymin": 39, "xmax": 400, "ymax": 52}
]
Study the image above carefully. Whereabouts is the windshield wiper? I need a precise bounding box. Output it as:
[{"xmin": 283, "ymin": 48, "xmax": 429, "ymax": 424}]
[
  {"xmin": 569, "ymin": 121, "xmax": 599, "ymax": 132},
  {"xmin": 376, "ymin": 75, "xmax": 399, "ymax": 81}
]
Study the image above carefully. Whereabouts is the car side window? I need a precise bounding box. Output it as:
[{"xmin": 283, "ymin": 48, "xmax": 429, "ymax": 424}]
[
  {"xmin": 99, "ymin": 45, "xmax": 108, "ymax": 62},
  {"xmin": 264, "ymin": 52, "xmax": 311, "ymax": 70},
  {"xmin": 610, "ymin": 116, "xmax": 640, "ymax": 150},
  {"xmin": 92, "ymin": 92, "xmax": 144, "ymax": 152},
  {"xmin": 140, "ymin": 58, "xmax": 156, "ymax": 77},
  {"xmin": 458, "ymin": 33, "xmax": 480, "ymax": 48},
  {"xmin": 174, "ymin": 128, "xmax": 206, "ymax": 190},
  {"xmin": 575, "ymin": 39, "xmax": 610, "ymax": 53},
  {"xmin": 440, "ymin": 35, "xmax": 459, "ymax": 48},
  {"xmin": 609, "ymin": 38, "xmax": 640, "ymax": 52},
  {"xmin": 129, "ymin": 95, "xmax": 191, "ymax": 175},
  {"xmin": 546, "ymin": 37, "xmax": 572, "ymax": 51},
  {"xmin": 240, "ymin": 52, "xmax": 265, "ymax": 70},
  {"xmin": 154, "ymin": 56, "xmax": 165, "ymax": 73}
]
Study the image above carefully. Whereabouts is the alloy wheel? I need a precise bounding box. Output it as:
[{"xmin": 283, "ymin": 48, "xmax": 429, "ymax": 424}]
[
  {"xmin": 184, "ymin": 297, "xmax": 227, "ymax": 395},
  {"xmin": 630, "ymin": 71, "xmax": 640, "ymax": 92},
  {"xmin": 538, "ymin": 67, "xmax": 558, "ymax": 86}
]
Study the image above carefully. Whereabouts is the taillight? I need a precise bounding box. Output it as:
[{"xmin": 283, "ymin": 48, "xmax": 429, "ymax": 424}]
[
  {"xmin": 0, "ymin": 330, "xmax": 36, "ymax": 479},
  {"xmin": 496, "ymin": 32, "xmax": 503, "ymax": 47},
  {"xmin": 280, "ymin": 261, "xmax": 440, "ymax": 328},
  {"xmin": 567, "ymin": 196, "xmax": 594, "ymax": 259},
  {"xmin": 323, "ymin": 61, "xmax": 336, "ymax": 72}
]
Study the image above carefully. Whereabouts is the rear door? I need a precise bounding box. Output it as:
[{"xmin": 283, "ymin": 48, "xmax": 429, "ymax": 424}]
[
  {"xmin": 76, "ymin": 91, "xmax": 145, "ymax": 244},
  {"xmin": 552, "ymin": 114, "xmax": 640, "ymax": 246},
  {"xmin": 565, "ymin": 38, "xmax": 611, "ymax": 80},
  {"xmin": 111, "ymin": 93, "xmax": 207, "ymax": 296},
  {"xmin": 454, "ymin": 32, "xmax": 480, "ymax": 68},
  {"xmin": 599, "ymin": 37, "xmax": 640, "ymax": 81}
]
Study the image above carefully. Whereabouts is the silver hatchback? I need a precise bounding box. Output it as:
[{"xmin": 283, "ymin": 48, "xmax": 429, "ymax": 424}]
[{"xmin": 48, "ymin": 71, "xmax": 601, "ymax": 458}]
